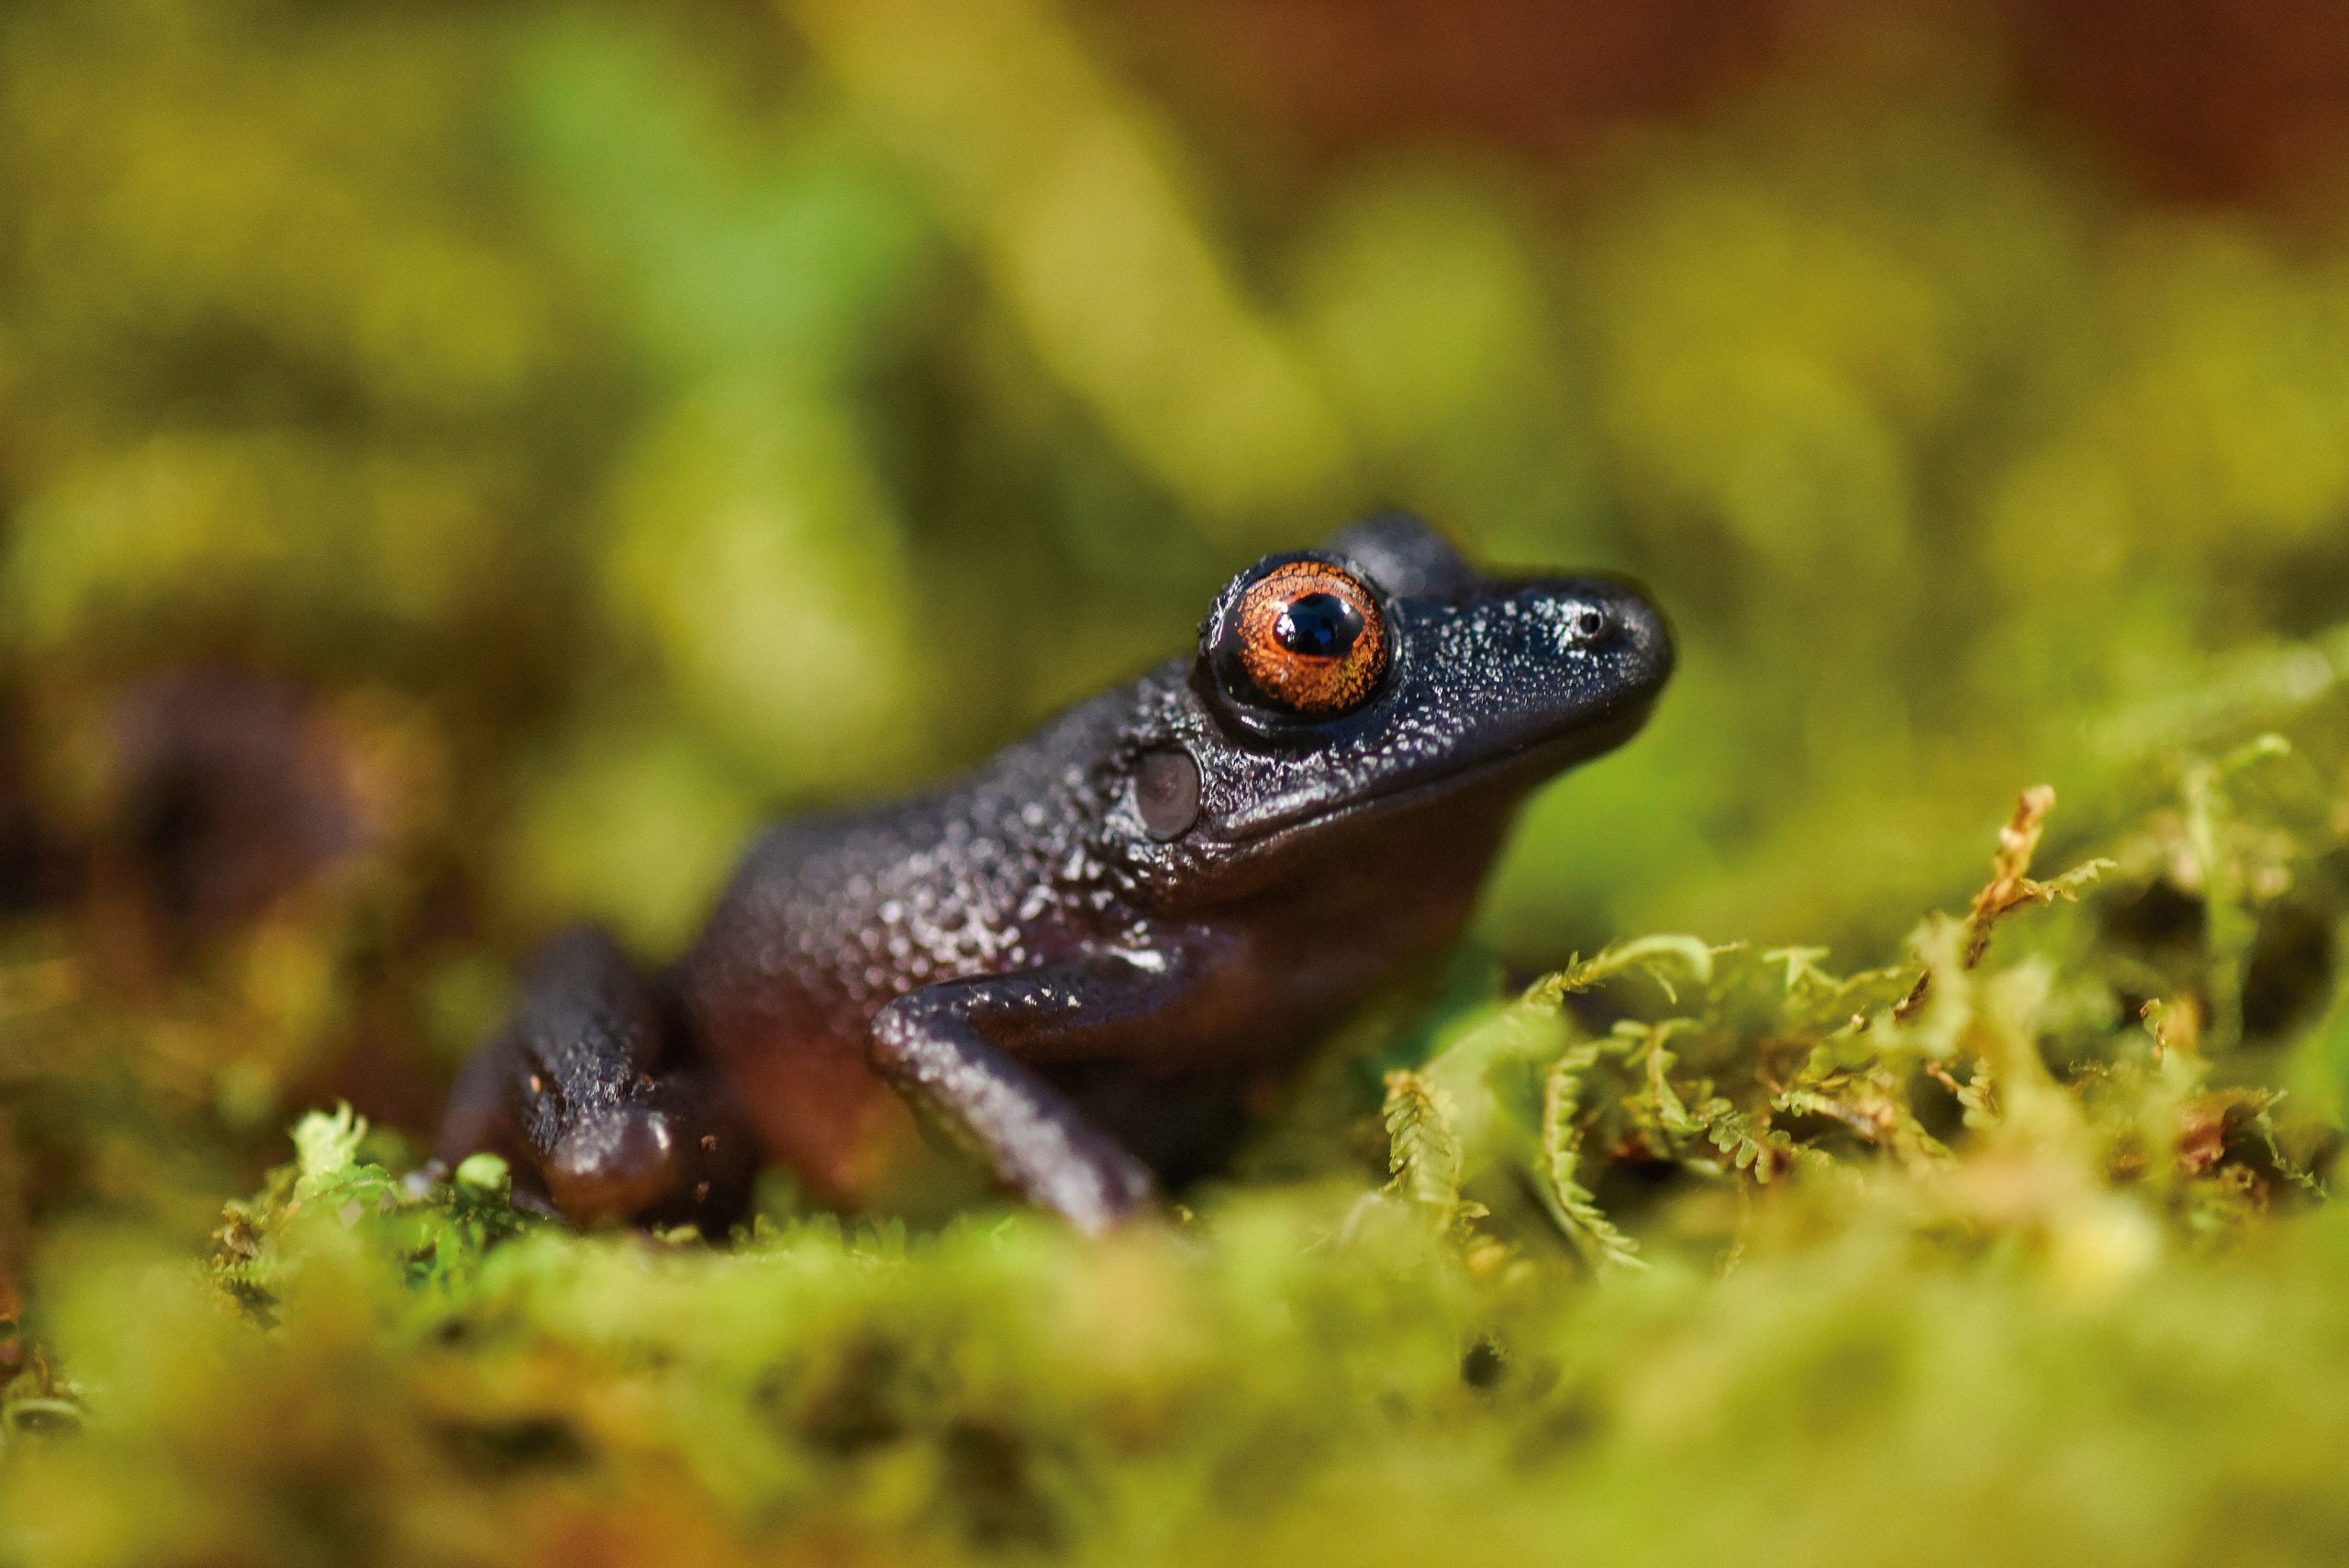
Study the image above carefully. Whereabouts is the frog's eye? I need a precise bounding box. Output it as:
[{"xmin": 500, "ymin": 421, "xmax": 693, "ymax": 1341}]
[{"xmin": 1214, "ymin": 559, "xmax": 1389, "ymax": 717}]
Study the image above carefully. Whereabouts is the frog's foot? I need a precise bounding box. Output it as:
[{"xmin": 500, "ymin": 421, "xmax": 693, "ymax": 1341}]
[
  {"xmin": 438, "ymin": 925, "xmax": 754, "ymax": 1231},
  {"xmin": 541, "ymin": 1102, "xmax": 685, "ymax": 1220},
  {"xmin": 867, "ymin": 947, "xmax": 1219, "ymax": 1235}
]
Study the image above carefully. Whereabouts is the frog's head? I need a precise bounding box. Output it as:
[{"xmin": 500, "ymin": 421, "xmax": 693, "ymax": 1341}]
[{"xmin": 1114, "ymin": 510, "xmax": 1673, "ymax": 905}]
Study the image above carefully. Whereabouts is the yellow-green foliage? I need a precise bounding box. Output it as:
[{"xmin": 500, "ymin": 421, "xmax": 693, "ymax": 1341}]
[
  {"xmin": 7, "ymin": 1, "xmax": 2349, "ymax": 1563},
  {"xmin": 9, "ymin": 699, "xmax": 2349, "ymax": 1566}
]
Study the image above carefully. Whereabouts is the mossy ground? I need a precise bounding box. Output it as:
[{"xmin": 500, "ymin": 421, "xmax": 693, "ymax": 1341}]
[{"xmin": 11, "ymin": 673, "xmax": 2349, "ymax": 1566}]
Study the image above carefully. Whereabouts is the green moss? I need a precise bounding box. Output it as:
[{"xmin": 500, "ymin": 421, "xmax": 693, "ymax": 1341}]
[{"xmin": 10, "ymin": 682, "xmax": 2349, "ymax": 1563}]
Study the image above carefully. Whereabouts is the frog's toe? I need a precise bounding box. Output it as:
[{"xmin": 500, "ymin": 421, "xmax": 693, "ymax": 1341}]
[{"xmin": 544, "ymin": 1106, "xmax": 681, "ymax": 1225}]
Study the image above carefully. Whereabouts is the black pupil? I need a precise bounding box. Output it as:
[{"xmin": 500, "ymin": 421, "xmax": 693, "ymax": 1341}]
[{"xmin": 1275, "ymin": 592, "xmax": 1363, "ymax": 659}]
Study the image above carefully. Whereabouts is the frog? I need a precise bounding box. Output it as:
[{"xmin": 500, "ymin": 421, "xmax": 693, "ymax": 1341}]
[{"xmin": 436, "ymin": 510, "xmax": 1674, "ymax": 1234}]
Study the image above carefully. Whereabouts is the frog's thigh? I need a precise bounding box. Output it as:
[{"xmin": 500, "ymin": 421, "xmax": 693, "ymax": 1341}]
[
  {"xmin": 437, "ymin": 924, "xmax": 752, "ymax": 1229},
  {"xmin": 867, "ymin": 949, "xmax": 1218, "ymax": 1234}
]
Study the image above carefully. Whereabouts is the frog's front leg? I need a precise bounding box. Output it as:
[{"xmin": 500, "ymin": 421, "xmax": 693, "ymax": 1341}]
[
  {"xmin": 868, "ymin": 942, "xmax": 1227, "ymax": 1234},
  {"xmin": 438, "ymin": 925, "xmax": 752, "ymax": 1228}
]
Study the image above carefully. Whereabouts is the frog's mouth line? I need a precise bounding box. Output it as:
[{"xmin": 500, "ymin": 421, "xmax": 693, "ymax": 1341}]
[{"xmin": 1212, "ymin": 693, "xmax": 1661, "ymax": 847}]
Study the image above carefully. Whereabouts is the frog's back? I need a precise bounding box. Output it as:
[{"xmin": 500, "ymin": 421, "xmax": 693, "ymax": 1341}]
[{"xmin": 670, "ymin": 688, "xmax": 1142, "ymax": 1199}]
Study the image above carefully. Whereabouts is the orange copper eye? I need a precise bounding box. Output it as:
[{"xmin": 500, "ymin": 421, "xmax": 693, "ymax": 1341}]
[{"xmin": 1227, "ymin": 561, "xmax": 1388, "ymax": 716}]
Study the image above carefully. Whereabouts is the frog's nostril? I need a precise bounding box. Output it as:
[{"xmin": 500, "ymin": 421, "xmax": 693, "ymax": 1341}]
[
  {"xmin": 1567, "ymin": 605, "xmax": 1609, "ymax": 645},
  {"xmin": 546, "ymin": 1106, "xmax": 678, "ymax": 1224}
]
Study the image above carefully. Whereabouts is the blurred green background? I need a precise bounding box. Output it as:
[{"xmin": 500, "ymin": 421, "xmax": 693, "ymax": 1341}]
[
  {"xmin": 14, "ymin": 6, "xmax": 2349, "ymax": 1565},
  {"xmin": 6, "ymin": 0, "xmax": 2349, "ymax": 1246}
]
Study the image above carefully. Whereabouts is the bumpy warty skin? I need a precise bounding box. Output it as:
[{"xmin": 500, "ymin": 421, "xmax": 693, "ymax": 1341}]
[{"xmin": 441, "ymin": 511, "xmax": 1675, "ymax": 1225}]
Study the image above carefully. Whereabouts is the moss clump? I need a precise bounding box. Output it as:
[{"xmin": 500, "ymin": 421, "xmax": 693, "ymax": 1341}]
[{"xmin": 9, "ymin": 670, "xmax": 2349, "ymax": 1564}]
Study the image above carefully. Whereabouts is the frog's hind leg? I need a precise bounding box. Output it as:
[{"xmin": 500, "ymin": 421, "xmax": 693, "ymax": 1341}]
[{"xmin": 437, "ymin": 925, "xmax": 755, "ymax": 1230}]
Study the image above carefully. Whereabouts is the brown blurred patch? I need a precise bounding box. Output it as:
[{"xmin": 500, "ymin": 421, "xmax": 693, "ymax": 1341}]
[
  {"xmin": 64, "ymin": 668, "xmax": 463, "ymax": 1137},
  {"xmin": 1125, "ymin": 0, "xmax": 2349, "ymax": 205},
  {"xmin": 1124, "ymin": 0, "xmax": 1787, "ymax": 167},
  {"xmin": 0, "ymin": 689, "xmax": 66, "ymax": 917},
  {"xmin": 104, "ymin": 670, "xmax": 369, "ymax": 935},
  {"xmin": 2011, "ymin": 0, "xmax": 2349, "ymax": 204}
]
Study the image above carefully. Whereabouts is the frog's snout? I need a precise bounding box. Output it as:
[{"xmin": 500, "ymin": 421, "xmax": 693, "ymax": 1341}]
[
  {"xmin": 545, "ymin": 1106, "xmax": 680, "ymax": 1225},
  {"xmin": 1601, "ymin": 578, "xmax": 1675, "ymax": 696},
  {"xmin": 1519, "ymin": 573, "xmax": 1675, "ymax": 700}
]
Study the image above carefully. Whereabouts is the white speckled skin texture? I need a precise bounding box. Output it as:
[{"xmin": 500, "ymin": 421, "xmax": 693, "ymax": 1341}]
[{"xmin": 438, "ymin": 512, "xmax": 1674, "ymax": 1231}]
